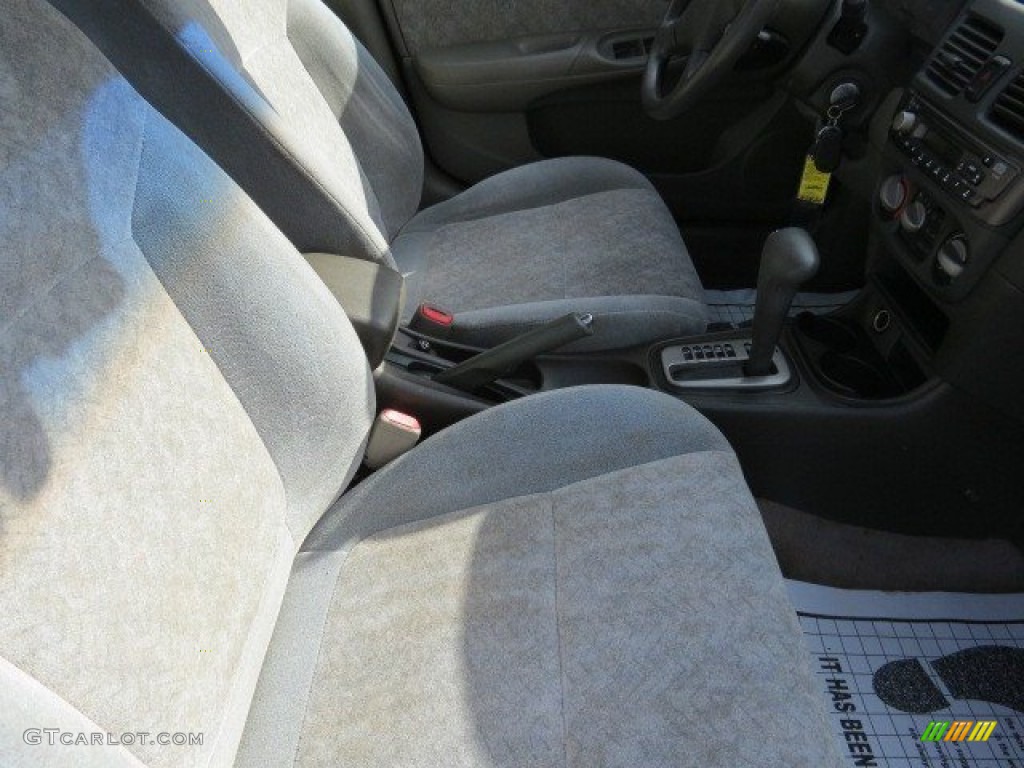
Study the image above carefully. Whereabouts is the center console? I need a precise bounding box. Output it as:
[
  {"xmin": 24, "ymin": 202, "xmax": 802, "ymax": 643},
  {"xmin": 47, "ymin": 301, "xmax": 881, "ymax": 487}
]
[{"xmin": 846, "ymin": 0, "xmax": 1024, "ymax": 422}]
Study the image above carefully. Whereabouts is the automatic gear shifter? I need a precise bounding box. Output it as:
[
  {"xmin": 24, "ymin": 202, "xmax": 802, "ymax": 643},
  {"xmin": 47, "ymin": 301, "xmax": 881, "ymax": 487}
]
[{"xmin": 744, "ymin": 228, "xmax": 820, "ymax": 377}]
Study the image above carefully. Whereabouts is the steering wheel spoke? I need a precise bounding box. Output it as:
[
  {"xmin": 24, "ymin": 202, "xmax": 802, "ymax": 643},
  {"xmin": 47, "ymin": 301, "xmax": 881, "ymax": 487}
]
[
  {"xmin": 642, "ymin": 0, "xmax": 777, "ymax": 121},
  {"xmin": 653, "ymin": 22, "xmax": 682, "ymax": 56},
  {"xmin": 654, "ymin": 0, "xmax": 699, "ymax": 54},
  {"xmin": 683, "ymin": 49, "xmax": 710, "ymax": 82}
]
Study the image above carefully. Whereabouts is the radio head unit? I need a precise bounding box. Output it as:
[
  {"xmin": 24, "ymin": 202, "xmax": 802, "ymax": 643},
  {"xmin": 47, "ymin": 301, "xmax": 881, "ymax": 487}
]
[{"xmin": 890, "ymin": 92, "xmax": 1020, "ymax": 213}]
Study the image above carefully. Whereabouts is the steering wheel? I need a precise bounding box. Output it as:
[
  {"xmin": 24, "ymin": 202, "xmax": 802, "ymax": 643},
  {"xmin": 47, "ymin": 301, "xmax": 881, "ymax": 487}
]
[{"xmin": 642, "ymin": 0, "xmax": 779, "ymax": 120}]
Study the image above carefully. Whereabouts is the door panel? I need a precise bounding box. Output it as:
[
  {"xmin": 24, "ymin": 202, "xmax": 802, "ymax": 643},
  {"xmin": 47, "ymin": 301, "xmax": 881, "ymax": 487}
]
[
  {"xmin": 378, "ymin": 0, "xmax": 830, "ymax": 235},
  {"xmin": 414, "ymin": 28, "xmax": 657, "ymax": 112},
  {"xmin": 386, "ymin": 0, "xmax": 666, "ymax": 55}
]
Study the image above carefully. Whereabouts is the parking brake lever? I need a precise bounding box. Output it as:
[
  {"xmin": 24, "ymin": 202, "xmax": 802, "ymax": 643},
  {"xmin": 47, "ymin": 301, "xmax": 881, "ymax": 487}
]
[{"xmin": 434, "ymin": 313, "xmax": 594, "ymax": 393}]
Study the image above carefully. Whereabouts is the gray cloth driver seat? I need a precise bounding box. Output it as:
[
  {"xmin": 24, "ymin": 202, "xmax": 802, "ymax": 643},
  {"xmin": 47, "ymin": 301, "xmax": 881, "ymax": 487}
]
[
  {"xmin": 53, "ymin": 0, "xmax": 709, "ymax": 351},
  {"xmin": 393, "ymin": 154, "xmax": 708, "ymax": 350}
]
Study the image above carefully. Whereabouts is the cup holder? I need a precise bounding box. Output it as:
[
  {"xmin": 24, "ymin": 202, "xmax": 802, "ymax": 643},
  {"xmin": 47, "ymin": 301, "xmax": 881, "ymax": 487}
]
[
  {"xmin": 818, "ymin": 352, "xmax": 895, "ymax": 399},
  {"xmin": 794, "ymin": 312, "xmax": 906, "ymax": 399},
  {"xmin": 796, "ymin": 313, "xmax": 859, "ymax": 354}
]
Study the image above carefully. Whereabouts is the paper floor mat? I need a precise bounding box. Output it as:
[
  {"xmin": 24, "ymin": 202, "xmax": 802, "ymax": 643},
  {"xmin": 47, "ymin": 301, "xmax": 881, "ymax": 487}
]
[{"xmin": 787, "ymin": 581, "xmax": 1024, "ymax": 766}]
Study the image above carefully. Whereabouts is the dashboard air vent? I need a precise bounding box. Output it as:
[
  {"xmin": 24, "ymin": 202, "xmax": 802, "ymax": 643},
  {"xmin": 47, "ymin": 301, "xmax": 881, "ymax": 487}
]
[
  {"xmin": 925, "ymin": 14, "xmax": 1004, "ymax": 96},
  {"xmin": 991, "ymin": 72, "xmax": 1024, "ymax": 142}
]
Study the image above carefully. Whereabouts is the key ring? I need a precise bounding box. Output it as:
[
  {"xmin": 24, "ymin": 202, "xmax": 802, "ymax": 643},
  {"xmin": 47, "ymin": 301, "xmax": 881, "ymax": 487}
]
[{"xmin": 827, "ymin": 105, "xmax": 846, "ymax": 123}]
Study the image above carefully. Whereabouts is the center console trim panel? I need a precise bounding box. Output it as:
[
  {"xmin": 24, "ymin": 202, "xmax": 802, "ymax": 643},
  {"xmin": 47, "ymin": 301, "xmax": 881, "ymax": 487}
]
[{"xmin": 659, "ymin": 337, "xmax": 793, "ymax": 391}]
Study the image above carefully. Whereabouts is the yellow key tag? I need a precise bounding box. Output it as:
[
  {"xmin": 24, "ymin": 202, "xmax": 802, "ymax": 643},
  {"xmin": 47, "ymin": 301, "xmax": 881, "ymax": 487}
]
[{"xmin": 797, "ymin": 155, "xmax": 831, "ymax": 205}]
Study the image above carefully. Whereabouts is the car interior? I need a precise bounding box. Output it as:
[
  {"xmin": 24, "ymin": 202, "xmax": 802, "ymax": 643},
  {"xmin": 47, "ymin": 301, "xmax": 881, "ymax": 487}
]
[{"xmin": 3, "ymin": 0, "xmax": 1024, "ymax": 765}]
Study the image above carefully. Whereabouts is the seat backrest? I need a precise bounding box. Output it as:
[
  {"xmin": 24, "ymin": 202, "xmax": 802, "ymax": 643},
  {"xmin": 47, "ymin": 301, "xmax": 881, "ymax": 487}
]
[
  {"xmin": 48, "ymin": 0, "xmax": 425, "ymax": 266},
  {"xmin": 0, "ymin": 1, "xmax": 374, "ymax": 765}
]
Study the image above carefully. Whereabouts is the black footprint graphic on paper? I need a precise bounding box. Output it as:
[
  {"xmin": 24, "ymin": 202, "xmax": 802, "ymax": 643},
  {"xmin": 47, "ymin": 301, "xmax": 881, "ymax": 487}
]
[{"xmin": 873, "ymin": 645, "xmax": 1024, "ymax": 714}]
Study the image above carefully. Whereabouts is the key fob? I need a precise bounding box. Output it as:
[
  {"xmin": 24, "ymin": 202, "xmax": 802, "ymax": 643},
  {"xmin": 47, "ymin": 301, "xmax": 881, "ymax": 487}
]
[{"xmin": 814, "ymin": 125, "xmax": 843, "ymax": 173}]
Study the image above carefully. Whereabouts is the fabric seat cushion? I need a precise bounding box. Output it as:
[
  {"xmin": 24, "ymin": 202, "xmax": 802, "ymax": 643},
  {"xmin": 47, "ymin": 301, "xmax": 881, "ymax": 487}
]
[
  {"xmin": 393, "ymin": 157, "xmax": 708, "ymax": 351},
  {"xmin": 237, "ymin": 386, "xmax": 841, "ymax": 768}
]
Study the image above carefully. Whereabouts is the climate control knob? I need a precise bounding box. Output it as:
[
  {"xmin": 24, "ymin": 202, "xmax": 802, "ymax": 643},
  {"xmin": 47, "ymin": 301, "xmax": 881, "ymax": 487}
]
[
  {"xmin": 892, "ymin": 110, "xmax": 918, "ymax": 135},
  {"xmin": 936, "ymin": 234, "xmax": 969, "ymax": 283},
  {"xmin": 879, "ymin": 175, "xmax": 909, "ymax": 213},
  {"xmin": 900, "ymin": 199, "xmax": 928, "ymax": 233}
]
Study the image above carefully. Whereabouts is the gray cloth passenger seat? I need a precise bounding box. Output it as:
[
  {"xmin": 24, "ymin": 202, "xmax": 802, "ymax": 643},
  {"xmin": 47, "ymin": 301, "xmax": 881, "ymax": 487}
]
[
  {"xmin": 0, "ymin": 1, "xmax": 841, "ymax": 766},
  {"xmin": 45, "ymin": 0, "xmax": 708, "ymax": 352}
]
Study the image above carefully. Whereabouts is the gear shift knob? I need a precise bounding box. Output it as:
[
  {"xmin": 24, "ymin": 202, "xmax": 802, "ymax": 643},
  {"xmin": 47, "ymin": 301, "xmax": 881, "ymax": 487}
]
[{"xmin": 744, "ymin": 228, "xmax": 820, "ymax": 377}]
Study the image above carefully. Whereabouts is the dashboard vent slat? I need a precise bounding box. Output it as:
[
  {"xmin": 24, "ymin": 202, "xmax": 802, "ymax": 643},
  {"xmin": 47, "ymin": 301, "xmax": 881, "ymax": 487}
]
[
  {"xmin": 925, "ymin": 14, "xmax": 1004, "ymax": 96},
  {"xmin": 991, "ymin": 72, "xmax": 1024, "ymax": 142}
]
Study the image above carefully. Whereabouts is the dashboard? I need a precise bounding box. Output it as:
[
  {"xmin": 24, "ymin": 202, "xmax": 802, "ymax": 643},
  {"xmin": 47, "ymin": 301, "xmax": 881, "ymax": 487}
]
[
  {"xmin": 873, "ymin": 0, "xmax": 1024, "ymax": 295},
  {"xmin": 879, "ymin": 0, "xmax": 967, "ymax": 46},
  {"xmin": 862, "ymin": 0, "xmax": 1024, "ymax": 419}
]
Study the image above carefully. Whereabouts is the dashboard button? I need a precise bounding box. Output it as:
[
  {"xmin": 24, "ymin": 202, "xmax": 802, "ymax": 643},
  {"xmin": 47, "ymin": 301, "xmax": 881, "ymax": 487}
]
[
  {"xmin": 879, "ymin": 175, "xmax": 909, "ymax": 213},
  {"xmin": 955, "ymin": 161, "xmax": 984, "ymax": 185},
  {"xmin": 936, "ymin": 235, "xmax": 969, "ymax": 282},
  {"xmin": 900, "ymin": 200, "xmax": 928, "ymax": 233},
  {"xmin": 892, "ymin": 111, "xmax": 918, "ymax": 135}
]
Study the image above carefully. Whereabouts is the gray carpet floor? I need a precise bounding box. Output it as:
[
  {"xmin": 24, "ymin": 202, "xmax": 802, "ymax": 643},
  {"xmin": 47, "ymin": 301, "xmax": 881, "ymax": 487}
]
[{"xmin": 758, "ymin": 500, "xmax": 1024, "ymax": 593}]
